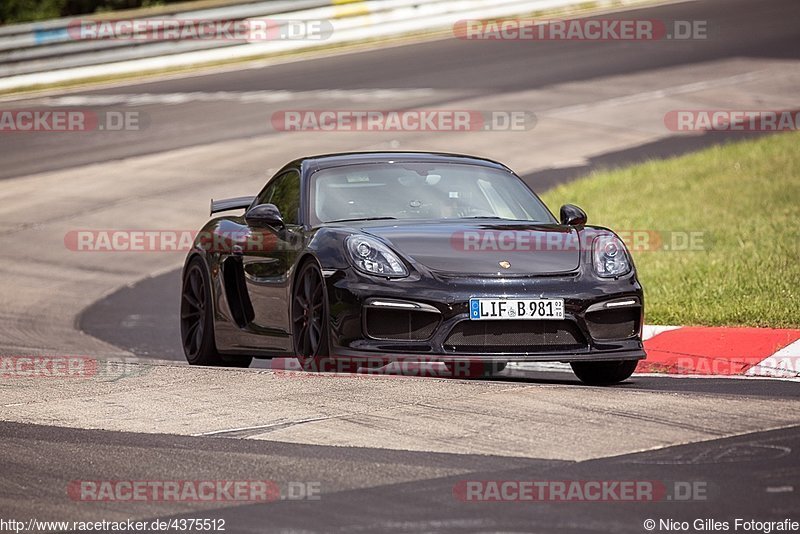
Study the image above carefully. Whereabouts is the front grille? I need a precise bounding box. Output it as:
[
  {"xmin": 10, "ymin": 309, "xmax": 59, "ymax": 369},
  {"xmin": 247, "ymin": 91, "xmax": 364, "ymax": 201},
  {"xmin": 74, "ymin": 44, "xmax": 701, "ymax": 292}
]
[
  {"xmin": 585, "ymin": 308, "xmax": 640, "ymax": 341},
  {"xmin": 444, "ymin": 320, "xmax": 585, "ymax": 353},
  {"xmin": 364, "ymin": 308, "xmax": 440, "ymax": 341}
]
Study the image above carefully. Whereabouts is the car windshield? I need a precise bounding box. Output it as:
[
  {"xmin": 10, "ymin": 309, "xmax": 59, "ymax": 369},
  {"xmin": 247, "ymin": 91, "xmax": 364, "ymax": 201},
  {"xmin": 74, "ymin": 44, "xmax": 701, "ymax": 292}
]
[{"xmin": 309, "ymin": 162, "xmax": 555, "ymax": 225}]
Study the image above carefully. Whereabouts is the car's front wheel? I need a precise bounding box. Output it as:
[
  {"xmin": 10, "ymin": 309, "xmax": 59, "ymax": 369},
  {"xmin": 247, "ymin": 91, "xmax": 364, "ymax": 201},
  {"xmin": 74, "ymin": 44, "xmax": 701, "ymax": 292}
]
[
  {"xmin": 292, "ymin": 260, "xmax": 359, "ymax": 373},
  {"xmin": 570, "ymin": 360, "xmax": 638, "ymax": 386},
  {"xmin": 180, "ymin": 257, "xmax": 252, "ymax": 368}
]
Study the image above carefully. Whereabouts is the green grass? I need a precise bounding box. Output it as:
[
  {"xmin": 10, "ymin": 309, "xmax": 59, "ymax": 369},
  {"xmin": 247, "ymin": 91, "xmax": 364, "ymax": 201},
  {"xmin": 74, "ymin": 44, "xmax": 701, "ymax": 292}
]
[{"xmin": 540, "ymin": 132, "xmax": 800, "ymax": 328}]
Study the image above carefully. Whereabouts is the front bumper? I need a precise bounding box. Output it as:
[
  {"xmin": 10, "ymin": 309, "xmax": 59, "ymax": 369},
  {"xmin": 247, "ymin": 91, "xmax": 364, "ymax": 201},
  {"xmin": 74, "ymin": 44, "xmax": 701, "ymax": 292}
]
[{"xmin": 324, "ymin": 267, "xmax": 646, "ymax": 363}]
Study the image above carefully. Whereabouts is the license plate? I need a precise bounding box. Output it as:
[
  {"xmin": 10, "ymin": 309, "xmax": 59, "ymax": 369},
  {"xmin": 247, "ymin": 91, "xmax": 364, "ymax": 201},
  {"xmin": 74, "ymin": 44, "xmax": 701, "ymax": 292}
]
[{"xmin": 469, "ymin": 298, "xmax": 564, "ymax": 320}]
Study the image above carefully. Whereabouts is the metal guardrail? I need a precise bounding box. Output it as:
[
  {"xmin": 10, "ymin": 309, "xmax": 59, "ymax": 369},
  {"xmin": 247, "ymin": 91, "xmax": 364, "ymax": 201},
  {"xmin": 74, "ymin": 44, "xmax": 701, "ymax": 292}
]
[
  {"xmin": 0, "ymin": 0, "xmax": 334, "ymax": 76},
  {"xmin": 0, "ymin": 0, "xmax": 330, "ymax": 39},
  {"xmin": 0, "ymin": 0, "xmax": 641, "ymax": 91}
]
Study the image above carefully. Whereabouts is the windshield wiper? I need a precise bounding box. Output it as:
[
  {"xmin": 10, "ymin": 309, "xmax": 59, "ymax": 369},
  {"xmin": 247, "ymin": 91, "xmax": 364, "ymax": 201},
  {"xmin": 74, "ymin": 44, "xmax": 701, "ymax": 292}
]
[
  {"xmin": 457, "ymin": 216, "xmax": 538, "ymax": 222},
  {"xmin": 327, "ymin": 216, "xmax": 398, "ymax": 223}
]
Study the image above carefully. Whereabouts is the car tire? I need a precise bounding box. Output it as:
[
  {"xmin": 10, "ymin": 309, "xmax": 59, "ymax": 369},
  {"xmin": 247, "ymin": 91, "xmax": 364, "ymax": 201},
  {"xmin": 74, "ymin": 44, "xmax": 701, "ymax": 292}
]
[
  {"xmin": 445, "ymin": 360, "xmax": 507, "ymax": 379},
  {"xmin": 570, "ymin": 359, "xmax": 638, "ymax": 386},
  {"xmin": 180, "ymin": 257, "xmax": 252, "ymax": 368},
  {"xmin": 292, "ymin": 260, "xmax": 359, "ymax": 373}
]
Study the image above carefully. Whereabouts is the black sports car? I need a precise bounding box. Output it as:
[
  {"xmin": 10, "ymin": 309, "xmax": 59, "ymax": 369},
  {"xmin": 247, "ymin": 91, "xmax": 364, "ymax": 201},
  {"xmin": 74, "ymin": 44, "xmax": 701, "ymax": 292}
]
[{"xmin": 180, "ymin": 152, "xmax": 645, "ymax": 385}]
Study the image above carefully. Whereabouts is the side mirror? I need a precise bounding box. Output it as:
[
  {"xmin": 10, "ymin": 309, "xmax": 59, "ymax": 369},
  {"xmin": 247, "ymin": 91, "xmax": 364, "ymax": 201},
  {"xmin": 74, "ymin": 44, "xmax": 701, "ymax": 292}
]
[
  {"xmin": 559, "ymin": 204, "xmax": 587, "ymax": 226},
  {"xmin": 245, "ymin": 203, "xmax": 284, "ymax": 228}
]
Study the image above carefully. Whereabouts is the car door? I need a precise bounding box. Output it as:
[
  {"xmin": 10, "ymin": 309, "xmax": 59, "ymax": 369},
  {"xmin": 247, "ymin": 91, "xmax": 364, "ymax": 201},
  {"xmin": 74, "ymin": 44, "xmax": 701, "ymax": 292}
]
[{"xmin": 240, "ymin": 169, "xmax": 302, "ymax": 350}]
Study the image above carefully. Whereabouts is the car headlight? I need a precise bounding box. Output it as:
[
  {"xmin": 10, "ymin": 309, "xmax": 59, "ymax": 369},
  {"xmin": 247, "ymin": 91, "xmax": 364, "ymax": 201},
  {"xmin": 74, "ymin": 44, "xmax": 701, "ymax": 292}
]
[
  {"xmin": 593, "ymin": 235, "xmax": 631, "ymax": 278},
  {"xmin": 346, "ymin": 235, "xmax": 408, "ymax": 278}
]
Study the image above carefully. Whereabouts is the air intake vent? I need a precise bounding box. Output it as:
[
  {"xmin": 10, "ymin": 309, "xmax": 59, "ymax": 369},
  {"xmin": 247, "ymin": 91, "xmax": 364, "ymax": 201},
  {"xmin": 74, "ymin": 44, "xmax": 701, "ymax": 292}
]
[
  {"xmin": 365, "ymin": 308, "xmax": 440, "ymax": 341},
  {"xmin": 444, "ymin": 320, "xmax": 585, "ymax": 353},
  {"xmin": 585, "ymin": 308, "xmax": 640, "ymax": 340}
]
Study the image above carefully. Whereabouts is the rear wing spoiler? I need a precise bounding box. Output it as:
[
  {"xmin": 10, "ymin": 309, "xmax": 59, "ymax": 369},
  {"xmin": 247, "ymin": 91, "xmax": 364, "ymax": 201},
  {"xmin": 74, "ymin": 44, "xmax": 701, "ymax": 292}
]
[{"xmin": 210, "ymin": 196, "xmax": 256, "ymax": 216}]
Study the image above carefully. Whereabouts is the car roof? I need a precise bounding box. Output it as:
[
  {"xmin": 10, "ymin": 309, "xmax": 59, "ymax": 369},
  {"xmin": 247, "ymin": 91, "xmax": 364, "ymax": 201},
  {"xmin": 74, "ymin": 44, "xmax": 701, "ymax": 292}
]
[{"xmin": 290, "ymin": 151, "xmax": 513, "ymax": 176}]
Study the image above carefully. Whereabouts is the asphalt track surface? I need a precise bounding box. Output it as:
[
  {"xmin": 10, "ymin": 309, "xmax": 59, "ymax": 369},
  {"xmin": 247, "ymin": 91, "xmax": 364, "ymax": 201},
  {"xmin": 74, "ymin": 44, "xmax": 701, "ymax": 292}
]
[
  {"xmin": 3, "ymin": 421, "xmax": 799, "ymax": 533},
  {"xmin": 1, "ymin": 0, "xmax": 799, "ymax": 180},
  {"xmin": 2, "ymin": 0, "xmax": 800, "ymax": 532}
]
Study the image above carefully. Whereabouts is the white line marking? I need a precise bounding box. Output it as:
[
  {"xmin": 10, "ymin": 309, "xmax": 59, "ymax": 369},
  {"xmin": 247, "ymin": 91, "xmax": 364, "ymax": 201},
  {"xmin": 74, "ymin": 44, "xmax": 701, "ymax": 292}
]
[
  {"xmin": 542, "ymin": 70, "xmax": 780, "ymax": 116},
  {"xmin": 765, "ymin": 486, "xmax": 794, "ymax": 493},
  {"xmin": 27, "ymin": 89, "xmax": 440, "ymax": 107}
]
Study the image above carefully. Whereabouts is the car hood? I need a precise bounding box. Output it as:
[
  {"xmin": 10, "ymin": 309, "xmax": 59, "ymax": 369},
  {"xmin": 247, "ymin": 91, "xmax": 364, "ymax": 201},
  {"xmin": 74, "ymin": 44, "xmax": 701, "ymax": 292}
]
[{"xmin": 362, "ymin": 221, "xmax": 581, "ymax": 275}]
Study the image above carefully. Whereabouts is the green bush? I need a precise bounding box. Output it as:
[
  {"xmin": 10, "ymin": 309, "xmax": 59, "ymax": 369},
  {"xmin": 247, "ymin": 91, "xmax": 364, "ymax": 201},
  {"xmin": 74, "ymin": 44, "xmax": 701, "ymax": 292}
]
[
  {"xmin": 1, "ymin": 0, "xmax": 66, "ymax": 23},
  {"xmin": 0, "ymin": 0, "xmax": 186, "ymax": 24}
]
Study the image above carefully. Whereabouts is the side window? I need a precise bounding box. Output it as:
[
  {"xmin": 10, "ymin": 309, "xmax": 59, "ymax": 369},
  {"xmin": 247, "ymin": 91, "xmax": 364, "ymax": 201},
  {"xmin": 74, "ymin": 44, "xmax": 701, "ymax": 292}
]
[
  {"xmin": 255, "ymin": 182, "xmax": 275, "ymax": 207},
  {"xmin": 258, "ymin": 170, "xmax": 301, "ymax": 225}
]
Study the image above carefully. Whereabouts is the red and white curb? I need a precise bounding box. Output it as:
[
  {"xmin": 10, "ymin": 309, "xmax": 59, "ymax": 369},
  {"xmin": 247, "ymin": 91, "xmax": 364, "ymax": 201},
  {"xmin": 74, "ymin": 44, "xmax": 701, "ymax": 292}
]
[
  {"xmin": 640, "ymin": 325, "xmax": 800, "ymax": 378},
  {"xmin": 512, "ymin": 325, "xmax": 800, "ymax": 379}
]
